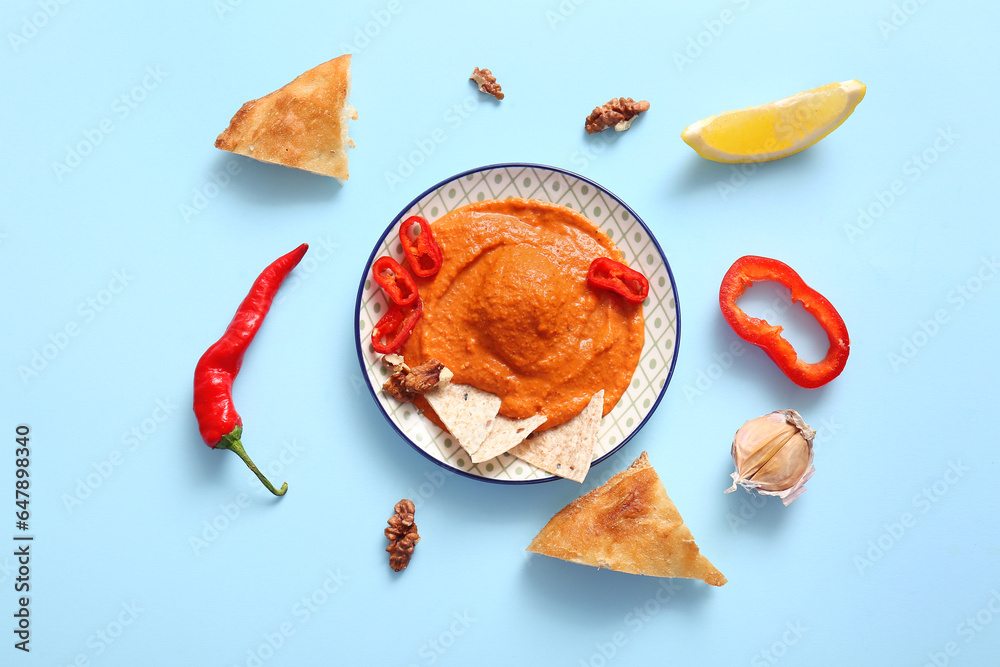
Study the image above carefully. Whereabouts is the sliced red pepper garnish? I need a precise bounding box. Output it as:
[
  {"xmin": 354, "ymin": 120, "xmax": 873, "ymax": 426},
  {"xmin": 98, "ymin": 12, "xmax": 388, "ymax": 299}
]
[
  {"xmin": 399, "ymin": 216, "xmax": 443, "ymax": 278},
  {"xmin": 372, "ymin": 256, "xmax": 419, "ymax": 307},
  {"xmin": 587, "ymin": 257, "xmax": 649, "ymax": 303},
  {"xmin": 719, "ymin": 255, "xmax": 850, "ymax": 389},
  {"xmin": 371, "ymin": 299, "xmax": 423, "ymax": 354}
]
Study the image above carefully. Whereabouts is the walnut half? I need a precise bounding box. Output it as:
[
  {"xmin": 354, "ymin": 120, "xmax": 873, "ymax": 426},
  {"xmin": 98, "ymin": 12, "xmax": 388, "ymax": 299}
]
[
  {"xmin": 585, "ymin": 97, "xmax": 650, "ymax": 134},
  {"xmin": 385, "ymin": 499, "xmax": 420, "ymax": 572},
  {"xmin": 381, "ymin": 357, "xmax": 453, "ymax": 402},
  {"xmin": 470, "ymin": 67, "xmax": 504, "ymax": 100},
  {"xmin": 382, "ymin": 370, "xmax": 413, "ymax": 402}
]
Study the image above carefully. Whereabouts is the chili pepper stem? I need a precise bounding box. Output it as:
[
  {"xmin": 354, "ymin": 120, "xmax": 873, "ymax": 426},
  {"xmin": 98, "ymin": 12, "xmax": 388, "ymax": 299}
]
[{"xmin": 216, "ymin": 426, "xmax": 288, "ymax": 496}]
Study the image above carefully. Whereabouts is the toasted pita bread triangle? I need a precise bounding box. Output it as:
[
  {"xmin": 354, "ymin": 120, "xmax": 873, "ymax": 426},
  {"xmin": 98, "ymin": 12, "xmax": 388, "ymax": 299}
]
[
  {"xmin": 469, "ymin": 414, "xmax": 547, "ymax": 463},
  {"xmin": 215, "ymin": 54, "xmax": 356, "ymax": 182},
  {"xmin": 512, "ymin": 391, "xmax": 603, "ymax": 483},
  {"xmin": 527, "ymin": 451, "xmax": 727, "ymax": 586},
  {"xmin": 424, "ymin": 383, "xmax": 501, "ymax": 454}
]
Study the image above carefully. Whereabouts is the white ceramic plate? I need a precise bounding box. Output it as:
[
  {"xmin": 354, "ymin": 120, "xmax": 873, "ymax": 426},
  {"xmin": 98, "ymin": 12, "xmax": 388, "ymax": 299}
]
[{"xmin": 354, "ymin": 164, "xmax": 680, "ymax": 483}]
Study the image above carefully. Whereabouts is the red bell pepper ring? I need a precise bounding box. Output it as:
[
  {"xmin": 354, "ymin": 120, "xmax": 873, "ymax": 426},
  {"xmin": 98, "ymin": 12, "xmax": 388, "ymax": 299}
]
[
  {"xmin": 371, "ymin": 299, "xmax": 423, "ymax": 354},
  {"xmin": 372, "ymin": 256, "xmax": 419, "ymax": 307},
  {"xmin": 719, "ymin": 255, "xmax": 850, "ymax": 389},
  {"xmin": 587, "ymin": 257, "xmax": 649, "ymax": 303},
  {"xmin": 399, "ymin": 216, "xmax": 443, "ymax": 278}
]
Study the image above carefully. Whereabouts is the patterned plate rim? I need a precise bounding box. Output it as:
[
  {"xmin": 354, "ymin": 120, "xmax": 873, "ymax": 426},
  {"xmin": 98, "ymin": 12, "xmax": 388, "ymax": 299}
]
[{"xmin": 353, "ymin": 163, "xmax": 681, "ymax": 484}]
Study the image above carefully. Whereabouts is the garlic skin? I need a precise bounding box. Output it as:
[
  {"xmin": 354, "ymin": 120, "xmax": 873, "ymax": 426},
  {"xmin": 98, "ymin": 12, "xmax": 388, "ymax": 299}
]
[{"xmin": 725, "ymin": 410, "xmax": 815, "ymax": 506}]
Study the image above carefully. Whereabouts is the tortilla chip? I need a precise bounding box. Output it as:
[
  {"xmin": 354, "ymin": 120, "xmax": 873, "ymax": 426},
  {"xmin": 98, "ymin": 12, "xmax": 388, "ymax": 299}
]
[
  {"xmin": 215, "ymin": 54, "xmax": 357, "ymax": 182},
  {"xmin": 511, "ymin": 390, "xmax": 604, "ymax": 483},
  {"xmin": 469, "ymin": 414, "xmax": 547, "ymax": 463},
  {"xmin": 424, "ymin": 383, "xmax": 501, "ymax": 453},
  {"xmin": 527, "ymin": 451, "xmax": 727, "ymax": 586}
]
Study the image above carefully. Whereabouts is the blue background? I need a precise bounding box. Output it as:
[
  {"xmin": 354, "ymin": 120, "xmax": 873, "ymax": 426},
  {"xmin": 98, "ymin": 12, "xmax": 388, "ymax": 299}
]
[{"xmin": 2, "ymin": 0, "xmax": 998, "ymax": 665}]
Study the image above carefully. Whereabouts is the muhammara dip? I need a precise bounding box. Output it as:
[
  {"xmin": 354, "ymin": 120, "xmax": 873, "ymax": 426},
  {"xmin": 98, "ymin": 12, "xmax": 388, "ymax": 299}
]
[{"xmin": 402, "ymin": 198, "xmax": 644, "ymax": 431}]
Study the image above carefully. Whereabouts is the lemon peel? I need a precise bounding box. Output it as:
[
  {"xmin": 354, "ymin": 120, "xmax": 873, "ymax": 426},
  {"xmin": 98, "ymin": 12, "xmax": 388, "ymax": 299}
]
[{"xmin": 681, "ymin": 80, "xmax": 866, "ymax": 163}]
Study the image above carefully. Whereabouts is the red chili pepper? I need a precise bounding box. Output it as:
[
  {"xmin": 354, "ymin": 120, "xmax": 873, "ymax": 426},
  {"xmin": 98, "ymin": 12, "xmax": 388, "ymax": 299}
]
[
  {"xmin": 371, "ymin": 299, "xmax": 423, "ymax": 354},
  {"xmin": 587, "ymin": 257, "xmax": 649, "ymax": 303},
  {"xmin": 193, "ymin": 243, "xmax": 308, "ymax": 496},
  {"xmin": 399, "ymin": 216, "xmax": 443, "ymax": 278},
  {"xmin": 719, "ymin": 255, "xmax": 850, "ymax": 389},
  {"xmin": 372, "ymin": 256, "xmax": 419, "ymax": 307}
]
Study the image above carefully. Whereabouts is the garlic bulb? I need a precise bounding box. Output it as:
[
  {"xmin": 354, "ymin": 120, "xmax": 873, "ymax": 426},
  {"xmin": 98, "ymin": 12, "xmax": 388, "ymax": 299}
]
[{"xmin": 725, "ymin": 410, "xmax": 815, "ymax": 506}]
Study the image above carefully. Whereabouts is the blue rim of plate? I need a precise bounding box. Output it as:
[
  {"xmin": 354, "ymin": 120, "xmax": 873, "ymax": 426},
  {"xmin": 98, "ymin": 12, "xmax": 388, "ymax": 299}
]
[{"xmin": 353, "ymin": 163, "xmax": 681, "ymax": 484}]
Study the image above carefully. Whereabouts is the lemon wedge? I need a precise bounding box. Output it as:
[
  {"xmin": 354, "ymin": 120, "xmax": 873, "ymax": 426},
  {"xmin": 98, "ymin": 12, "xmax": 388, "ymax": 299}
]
[{"xmin": 681, "ymin": 80, "xmax": 866, "ymax": 163}]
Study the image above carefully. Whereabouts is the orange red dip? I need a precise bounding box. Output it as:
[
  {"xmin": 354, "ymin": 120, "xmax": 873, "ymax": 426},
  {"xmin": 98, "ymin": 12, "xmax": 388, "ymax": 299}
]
[{"xmin": 402, "ymin": 199, "xmax": 644, "ymax": 431}]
